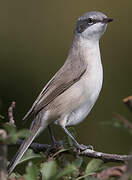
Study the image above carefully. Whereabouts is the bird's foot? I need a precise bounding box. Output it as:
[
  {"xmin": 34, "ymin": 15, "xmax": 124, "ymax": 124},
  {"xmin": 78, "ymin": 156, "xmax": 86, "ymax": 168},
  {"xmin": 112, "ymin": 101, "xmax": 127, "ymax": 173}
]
[
  {"xmin": 46, "ymin": 140, "xmax": 63, "ymax": 153},
  {"xmin": 75, "ymin": 144, "xmax": 93, "ymax": 151},
  {"xmin": 52, "ymin": 140, "xmax": 63, "ymax": 148}
]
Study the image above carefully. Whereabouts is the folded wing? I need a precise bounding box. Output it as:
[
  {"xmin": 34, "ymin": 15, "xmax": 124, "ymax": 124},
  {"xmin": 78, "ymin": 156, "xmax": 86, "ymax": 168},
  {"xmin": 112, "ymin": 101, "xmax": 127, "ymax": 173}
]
[{"xmin": 23, "ymin": 54, "xmax": 87, "ymax": 120}]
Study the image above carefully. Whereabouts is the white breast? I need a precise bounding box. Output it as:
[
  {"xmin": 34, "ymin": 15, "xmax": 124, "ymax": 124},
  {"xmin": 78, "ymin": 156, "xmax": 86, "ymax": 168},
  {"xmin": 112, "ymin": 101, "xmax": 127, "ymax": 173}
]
[{"xmin": 66, "ymin": 40, "xmax": 103, "ymax": 126}]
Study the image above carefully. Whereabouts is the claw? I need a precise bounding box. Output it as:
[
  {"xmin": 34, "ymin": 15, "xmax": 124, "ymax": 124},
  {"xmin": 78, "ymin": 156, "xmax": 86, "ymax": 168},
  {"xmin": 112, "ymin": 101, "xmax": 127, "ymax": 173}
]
[
  {"xmin": 46, "ymin": 140, "xmax": 63, "ymax": 153},
  {"xmin": 76, "ymin": 144, "xmax": 93, "ymax": 151}
]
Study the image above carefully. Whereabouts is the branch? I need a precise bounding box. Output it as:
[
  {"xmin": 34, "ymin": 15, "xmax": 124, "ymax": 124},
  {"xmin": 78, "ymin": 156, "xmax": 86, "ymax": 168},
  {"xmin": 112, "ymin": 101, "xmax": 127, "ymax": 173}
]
[
  {"xmin": 11, "ymin": 140, "xmax": 132, "ymax": 163},
  {"xmin": 123, "ymin": 95, "xmax": 132, "ymax": 112},
  {"xmin": 8, "ymin": 101, "xmax": 16, "ymax": 125},
  {"xmin": 0, "ymin": 130, "xmax": 7, "ymax": 180},
  {"xmin": 16, "ymin": 139, "xmax": 51, "ymax": 151},
  {"xmin": 78, "ymin": 149, "xmax": 132, "ymax": 163}
]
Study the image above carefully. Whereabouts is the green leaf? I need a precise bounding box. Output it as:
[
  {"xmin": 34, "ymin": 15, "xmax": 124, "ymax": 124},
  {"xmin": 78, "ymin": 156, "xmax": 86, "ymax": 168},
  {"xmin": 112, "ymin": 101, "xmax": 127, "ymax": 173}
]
[
  {"xmin": 4, "ymin": 123, "xmax": 17, "ymax": 143},
  {"xmin": 4, "ymin": 123, "xmax": 16, "ymax": 133},
  {"xmin": 76, "ymin": 159, "xmax": 104, "ymax": 179},
  {"xmin": 24, "ymin": 162, "xmax": 39, "ymax": 180},
  {"xmin": 55, "ymin": 164, "xmax": 77, "ymax": 179},
  {"xmin": 85, "ymin": 159, "xmax": 103, "ymax": 175},
  {"xmin": 41, "ymin": 160, "xmax": 57, "ymax": 180},
  {"xmin": 4, "ymin": 123, "xmax": 29, "ymax": 143},
  {"xmin": 72, "ymin": 157, "xmax": 83, "ymax": 168},
  {"xmin": 18, "ymin": 149, "xmax": 43, "ymax": 165}
]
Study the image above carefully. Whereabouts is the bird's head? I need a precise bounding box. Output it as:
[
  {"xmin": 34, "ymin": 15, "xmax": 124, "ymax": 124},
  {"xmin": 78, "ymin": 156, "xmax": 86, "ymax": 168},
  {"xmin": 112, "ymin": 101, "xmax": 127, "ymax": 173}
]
[{"xmin": 75, "ymin": 11, "xmax": 113, "ymax": 41}]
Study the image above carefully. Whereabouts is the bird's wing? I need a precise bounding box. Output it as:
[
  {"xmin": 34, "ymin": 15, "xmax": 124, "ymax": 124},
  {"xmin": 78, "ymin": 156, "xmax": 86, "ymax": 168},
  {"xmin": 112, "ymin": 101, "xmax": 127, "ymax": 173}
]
[{"xmin": 23, "ymin": 54, "xmax": 87, "ymax": 120}]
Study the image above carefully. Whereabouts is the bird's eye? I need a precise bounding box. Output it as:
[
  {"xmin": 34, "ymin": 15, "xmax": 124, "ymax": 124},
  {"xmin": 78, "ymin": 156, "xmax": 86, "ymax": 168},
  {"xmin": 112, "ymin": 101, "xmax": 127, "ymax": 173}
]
[{"xmin": 88, "ymin": 18, "xmax": 93, "ymax": 24}]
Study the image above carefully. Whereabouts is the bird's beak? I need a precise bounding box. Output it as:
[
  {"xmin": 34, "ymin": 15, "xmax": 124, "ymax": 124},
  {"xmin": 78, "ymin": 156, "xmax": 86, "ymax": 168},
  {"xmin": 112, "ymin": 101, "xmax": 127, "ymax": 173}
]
[{"xmin": 102, "ymin": 18, "xmax": 113, "ymax": 24}]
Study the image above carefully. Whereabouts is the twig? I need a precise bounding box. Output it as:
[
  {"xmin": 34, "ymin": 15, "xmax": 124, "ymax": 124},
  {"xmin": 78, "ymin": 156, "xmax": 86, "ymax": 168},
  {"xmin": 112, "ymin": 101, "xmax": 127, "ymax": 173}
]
[
  {"xmin": 16, "ymin": 139, "xmax": 51, "ymax": 151},
  {"xmin": 8, "ymin": 101, "xmax": 16, "ymax": 124},
  {"xmin": 10, "ymin": 140, "xmax": 132, "ymax": 163},
  {"xmin": 78, "ymin": 149, "xmax": 132, "ymax": 163},
  {"xmin": 0, "ymin": 129, "xmax": 7, "ymax": 180},
  {"xmin": 123, "ymin": 96, "xmax": 132, "ymax": 112},
  {"xmin": 115, "ymin": 113, "xmax": 132, "ymax": 129}
]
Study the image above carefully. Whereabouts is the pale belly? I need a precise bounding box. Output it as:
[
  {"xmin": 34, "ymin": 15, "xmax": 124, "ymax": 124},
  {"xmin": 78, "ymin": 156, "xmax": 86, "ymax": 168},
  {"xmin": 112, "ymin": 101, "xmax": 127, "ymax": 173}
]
[
  {"xmin": 66, "ymin": 102, "xmax": 94, "ymax": 126},
  {"xmin": 66, "ymin": 69, "xmax": 103, "ymax": 126},
  {"xmin": 53, "ymin": 63, "xmax": 103, "ymax": 127}
]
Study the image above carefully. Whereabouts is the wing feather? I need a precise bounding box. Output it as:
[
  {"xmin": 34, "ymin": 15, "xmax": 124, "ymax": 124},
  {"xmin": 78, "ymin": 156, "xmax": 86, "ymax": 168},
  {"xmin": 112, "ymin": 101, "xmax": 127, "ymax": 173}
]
[{"xmin": 23, "ymin": 54, "xmax": 87, "ymax": 120}]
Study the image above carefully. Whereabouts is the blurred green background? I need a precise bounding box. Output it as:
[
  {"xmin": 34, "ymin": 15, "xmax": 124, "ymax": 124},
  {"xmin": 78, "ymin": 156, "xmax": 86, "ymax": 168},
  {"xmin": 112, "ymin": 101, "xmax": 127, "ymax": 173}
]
[{"xmin": 1, "ymin": 0, "xmax": 132, "ymax": 155}]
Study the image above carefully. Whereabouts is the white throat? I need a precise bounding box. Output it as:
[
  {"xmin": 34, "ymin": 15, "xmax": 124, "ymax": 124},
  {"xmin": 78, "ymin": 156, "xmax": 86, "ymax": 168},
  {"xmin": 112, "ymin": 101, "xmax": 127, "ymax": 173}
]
[{"xmin": 75, "ymin": 35, "xmax": 101, "ymax": 67}]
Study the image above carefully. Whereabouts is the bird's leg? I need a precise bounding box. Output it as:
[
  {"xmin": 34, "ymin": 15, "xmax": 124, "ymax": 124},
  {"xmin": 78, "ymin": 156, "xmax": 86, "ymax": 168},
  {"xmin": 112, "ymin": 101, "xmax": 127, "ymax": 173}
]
[
  {"xmin": 48, "ymin": 125, "xmax": 62, "ymax": 148},
  {"xmin": 62, "ymin": 126, "xmax": 93, "ymax": 150},
  {"xmin": 48, "ymin": 125, "xmax": 56, "ymax": 144}
]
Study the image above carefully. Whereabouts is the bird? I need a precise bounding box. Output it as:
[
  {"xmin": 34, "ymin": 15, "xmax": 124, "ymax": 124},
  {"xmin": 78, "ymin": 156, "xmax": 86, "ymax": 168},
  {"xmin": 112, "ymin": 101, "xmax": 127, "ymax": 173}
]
[{"xmin": 8, "ymin": 11, "xmax": 113, "ymax": 174}]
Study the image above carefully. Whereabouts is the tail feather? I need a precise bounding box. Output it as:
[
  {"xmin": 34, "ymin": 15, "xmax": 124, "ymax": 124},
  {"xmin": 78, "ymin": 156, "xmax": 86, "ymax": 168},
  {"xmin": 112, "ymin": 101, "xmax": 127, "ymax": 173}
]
[
  {"xmin": 8, "ymin": 127, "xmax": 41, "ymax": 175},
  {"xmin": 23, "ymin": 109, "xmax": 33, "ymax": 121}
]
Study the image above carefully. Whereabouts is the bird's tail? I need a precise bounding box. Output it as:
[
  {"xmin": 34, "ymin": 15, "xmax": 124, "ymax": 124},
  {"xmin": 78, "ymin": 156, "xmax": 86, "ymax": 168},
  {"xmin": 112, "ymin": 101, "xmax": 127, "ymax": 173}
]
[{"xmin": 8, "ymin": 121, "xmax": 43, "ymax": 175}]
